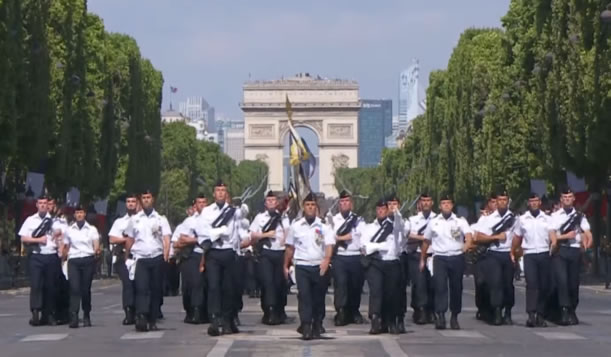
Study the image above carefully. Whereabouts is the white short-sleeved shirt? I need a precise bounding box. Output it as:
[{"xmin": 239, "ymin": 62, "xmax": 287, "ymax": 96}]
[
  {"xmin": 332, "ymin": 212, "xmax": 366, "ymax": 256},
  {"xmin": 407, "ymin": 212, "xmax": 437, "ymax": 253},
  {"xmin": 477, "ymin": 210, "xmax": 518, "ymax": 252},
  {"xmin": 249, "ymin": 210, "xmax": 290, "ymax": 251},
  {"xmin": 424, "ymin": 213, "xmax": 472, "ymax": 256},
  {"xmin": 551, "ymin": 208, "xmax": 591, "ymax": 248},
  {"xmin": 235, "ymin": 218, "xmax": 251, "ymax": 256},
  {"xmin": 286, "ymin": 216, "xmax": 335, "ymax": 266},
  {"xmin": 195, "ymin": 202, "xmax": 244, "ymax": 250},
  {"xmin": 65, "ymin": 221, "xmax": 99, "ymax": 260},
  {"xmin": 178, "ymin": 214, "xmax": 203, "ymax": 254},
  {"xmin": 19, "ymin": 213, "xmax": 58, "ymax": 255},
  {"xmin": 109, "ymin": 214, "xmax": 132, "ymax": 240},
  {"xmin": 513, "ymin": 210, "xmax": 553, "ymax": 254},
  {"xmin": 360, "ymin": 217, "xmax": 402, "ymax": 261},
  {"xmin": 126, "ymin": 209, "xmax": 172, "ymax": 259}
]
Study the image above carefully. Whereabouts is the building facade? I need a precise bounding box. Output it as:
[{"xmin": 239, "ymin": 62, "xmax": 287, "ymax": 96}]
[
  {"xmin": 241, "ymin": 73, "xmax": 359, "ymax": 197},
  {"xmin": 224, "ymin": 127, "xmax": 245, "ymax": 163},
  {"xmin": 358, "ymin": 99, "xmax": 393, "ymax": 167}
]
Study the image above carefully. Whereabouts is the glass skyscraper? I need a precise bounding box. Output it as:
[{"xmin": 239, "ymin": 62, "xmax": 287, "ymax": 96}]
[{"xmin": 358, "ymin": 99, "xmax": 393, "ymax": 167}]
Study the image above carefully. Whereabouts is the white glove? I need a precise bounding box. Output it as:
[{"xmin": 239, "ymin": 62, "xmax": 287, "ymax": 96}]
[
  {"xmin": 62, "ymin": 261, "xmax": 69, "ymax": 280},
  {"xmin": 126, "ymin": 258, "xmax": 136, "ymax": 280},
  {"xmin": 364, "ymin": 242, "xmax": 382, "ymax": 255},
  {"xmin": 240, "ymin": 204, "xmax": 249, "ymax": 217},
  {"xmin": 427, "ymin": 256, "xmax": 434, "ymax": 276},
  {"xmin": 209, "ymin": 226, "xmax": 228, "ymax": 241}
]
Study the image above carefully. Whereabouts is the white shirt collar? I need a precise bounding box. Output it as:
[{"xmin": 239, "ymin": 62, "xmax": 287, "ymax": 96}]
[{"xmin": 70, "ymin": 221, "xmax": 91, "ymax": 230}]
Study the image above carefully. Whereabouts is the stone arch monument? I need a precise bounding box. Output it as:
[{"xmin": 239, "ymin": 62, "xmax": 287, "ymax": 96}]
[{"xmin": 241, "ymin": 74, "xmax": 360, "ymax": 197}]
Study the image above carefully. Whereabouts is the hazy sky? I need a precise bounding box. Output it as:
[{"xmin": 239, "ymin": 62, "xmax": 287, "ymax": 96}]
[{"xmin": 89, "ymin": 0, "xmax": 511, "ymax": 120}]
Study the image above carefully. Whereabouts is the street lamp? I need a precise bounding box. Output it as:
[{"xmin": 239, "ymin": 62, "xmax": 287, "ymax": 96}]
[{"xmin": 601, "ymin": 4, "xmax": 611, "ymax": 24}]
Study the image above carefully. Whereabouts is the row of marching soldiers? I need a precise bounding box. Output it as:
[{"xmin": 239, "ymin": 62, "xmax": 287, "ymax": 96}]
[{"xmin": 20, "ymin": 181, "xmax": 592, "ymax": 340}]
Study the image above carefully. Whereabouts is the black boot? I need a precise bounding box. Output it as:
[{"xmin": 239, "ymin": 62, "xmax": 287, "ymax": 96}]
[
  {"xmin": 334, "ymin": 308, "xmax": 348, "ymax": 326},
  {"xmin": 415, "ymin": 308, "xmax": 427, "ymax": 325},
  {"xmin": 69, "ymin": 312, "xmax": 79, "ymax": 329},
  {"xmin": 267, "ymin": 306, "xmax": 279, "ymax": 325},
  {"xmin": 301, "ymin": 322, "xmax": 313, "ymax": 340},
  {"xmin": 535, "ymin": 313, "xmax": 548, "ymax": 328},
  {"xmin": 148, "ymin": 315, "xmax": 158, "ymax": 331},
  {"xmin": 220, "ymin": 317, "xmax": 234, "ymax": 335},
  {"xmin": 124, "ymin": 307, "xmax": 135, "ymax": 325},
  {"xmin": 352, "ymin": 311, "xmax": 365, "ymax": 324},
  {"xmin": 229, "ymin": 316, "xmax": 240, "ymax": 334},
  {"xmin": 492, "ymin": 307, "xmax": 503, "ymax": 326},
  {"xmin": 83, "ymin": 312, "xmax": 91, "ymax": 327},
  {"xmin": 559, "ymin": 307, "xmax": 570, "ymax": 326},
  {"xmin": 234, "ymin": 315, "xmax": 241, "ymax": 327},
  {"xmin": 397, "ymin": 315, "xmax": 406, "ymax": 333},
  {"xmin": 189, "ymin": 307, "xmax": 201, "ymax": 325},
  {"xmin": 526, "ymin": 313, "xmax": 536, "ymax": 328},
  {"xmin": 47, "ymin": 313, "xmax": 57, "ymax": 326},
  {"xmin": 568, "ymin": 309, "xmax": 579, "ymax": 325},
  {"xmin": 261, "ymin": 308, "xmax": 271, "ymax": 325},
  {"xmin": 426, "ymin": 310, "xmax": 435, "ymax": 324},
  {"xmin": 312, "ymin": 321, "xmax": 322, "ymax": 339},
  {"xmin": 388, "ymin": 318, "xmax": 400, "ymax": 335},
  {"xmin": 369, "ymin": 314, "xmax": 382, "ymax": 335},
  {"xmin": 435, "ymin": 313, "xmax": 446, "ymax": 330},
  {"xmin": 135, "ymin": 314, "xmax": 149, "ymax": 332},
  {"xmin": 278, "ymin": 307, "xmax": 287, "ymax": 324},
  {"xmin": 503, "ymin": 308, "xmax": 513, "ymax": 325},
  {"xmin": 450, "ymin": 313, "xmax": 460, "ymax": 330},
  {"xmin": 29, "ymin": 310, "xmax": 41, "ymax": 326},
  {"xmin": 207, "ymin": 315, "xmax": 221, "ymax": 336}
]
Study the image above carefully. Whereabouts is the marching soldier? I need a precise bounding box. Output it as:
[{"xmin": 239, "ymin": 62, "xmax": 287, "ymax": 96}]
[
  {"xmin": 421, "ymin": 194, "xmax": 473, "ymax": 330},
  {"xmin": 232, "ymin": 214, "xmax": 251, "ymax": 326},
  {"xmin": 472, "ymin": 195, "xmax": 497, "ymax": 321},
  {"xmin": 250, "ymin": 191, "xmax": 290, "ymax": 325},
  {"xmin": 550, "ymin": 186, "xmax": 592, "ymax": 325},
  {"xmin": 512, "ymin": 192, "xmax": 554, "ymax": 327},
  {"xmin": 63, "ymin": 205, "xmax": 100, "ymax": 328},
  {"xmin": 125, "ymin": 189, "xmax": 172, "ymax": 332},
  {"xmin": 108, "ymin": 193, "xmax": 139, "ymax": 325},
  {"xmin": 386, "ymin": 194, "xmax": 410, "ymax": 332},
  {"xmin": 284, "ymin": 193, "xmax": 334, "ymax": 340},
  {"xmin": 331, "ymin": 190, "xmax": 366, "ymax": 326},
  {"xmin": 19, "ymin": 196, "xmax": 63, "ymax": 326},
  {"xmin": 407, "ymin": 193, "xmax": 437, "ymax": 325},
  {"xmin": 176, "ymin": 195, "xmax": 207, "ymax": 324},
  {"xmin": 475, "ymin": 189, "xmax": 518, "ymax": 325},
  {"xmin": 361, "ymin": 198, "xmax": 404, "ymax": 335},
  {"xmin": 197, "ymin": 181, "xmax": 246, "ymax": 336},
  {"xmin": 48, "ymin": 198, "xmax": 70, "ymax": 325}
]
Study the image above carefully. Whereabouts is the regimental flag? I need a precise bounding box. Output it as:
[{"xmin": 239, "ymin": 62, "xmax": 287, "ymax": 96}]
[
  {"xmin": 285, "ymin": 96, "xmax": 316, "ymax": 179},
  {"xmin": 170, "ymin": 86, "xmax": 178, "ymax": 93}
]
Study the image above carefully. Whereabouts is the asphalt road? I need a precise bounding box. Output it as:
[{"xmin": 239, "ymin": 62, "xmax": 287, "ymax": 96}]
[{"xmin": 1, "ymin": 278, "xmax": 610, "ymax": 357}]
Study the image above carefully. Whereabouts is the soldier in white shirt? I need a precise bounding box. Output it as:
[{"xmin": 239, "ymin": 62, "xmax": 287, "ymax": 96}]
[
  {"xmin": 196, "ymin": 181, "xmax": 245, "ymax": 336},
  {"xmin": 421, "ymin": 194, "xmax": 473, "ymax": 330},
  {"xmin": 63, "ymin": 205, "xmax": 100, "ymax": 328},
  {"xmin": 108, "ymin": 192, "xmax": 139, "ymax": 325},
  {"xmin": 512, "ymin": 192, "xmax": 555, "ymax": 327},
  {"xmin": 361, "ymin": 198, "xmax": 404, "ymax": 335},
  {"xmin": 475, "ymin": 189, "xmax": 518, "ymax": 326},
  {"xmin": 407, "ymin": 193, "xmax": 437, "ymax": 325},
  {"xmin": 231, "ymin": 205, "xmax": 251, "ymax": 327},
  {"xmin": 284, "ymin": 193, "xmax": 335, "ymax": 340},
  {"xmin": 124, "ymin": 189, "xmax": 172, "ymax": 332},
  {"xmin": 19, "ymin": 196, "xmax": 62, "ymax": 326},
  {"xmin": 47, "ymin": 197, "xmax": 71, "ymax": 325},
  {"xmin": 249, "ymin": 191, "xmax": 290, "ymax": 326},
  {"xmin": 386, "ymin": 193, "xmax": 410, "ymax": 333},
  {"xmin": 329, "ymin": 190, "xmax": 366, "ymax": 327},
  {"xmin": 176, "ymin": 195, "xmax": 207, "ymax": 325},
  {"xmin": 549, "ymin": 186, "xmax": 592, "ymax": 325},
  {"xmin": 469, "ymin": 195, "xmax": 497, "ymax": 322}
]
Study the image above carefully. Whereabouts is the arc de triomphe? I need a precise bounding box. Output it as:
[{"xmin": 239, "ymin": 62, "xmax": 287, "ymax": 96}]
[{"xmin": 241, "ymin": 74, "xmax": 359, "ymax": 198}]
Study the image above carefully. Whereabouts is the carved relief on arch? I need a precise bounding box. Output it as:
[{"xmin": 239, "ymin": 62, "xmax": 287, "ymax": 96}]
[
  {"xmin": 331, "ymin": 153, "xmax": 350, "ymax": 174},
  {"xmin": 279, "ymin": 120, "xmax": 323, "ymax": 138}
]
